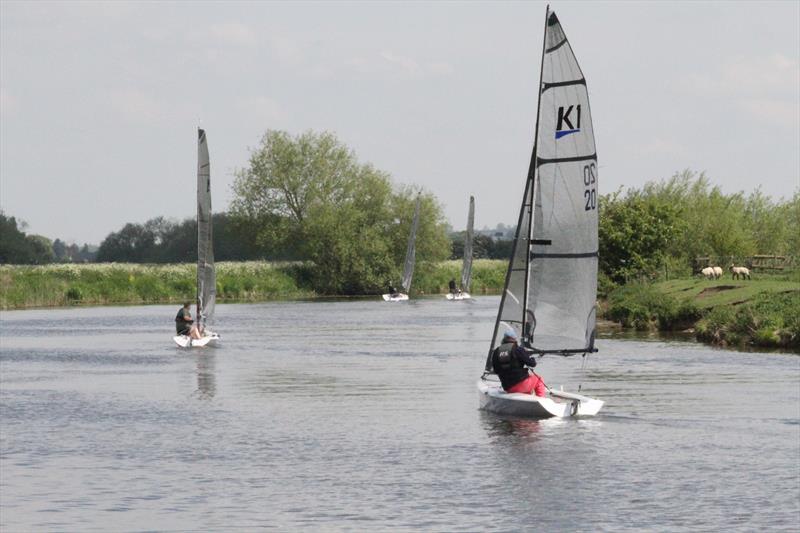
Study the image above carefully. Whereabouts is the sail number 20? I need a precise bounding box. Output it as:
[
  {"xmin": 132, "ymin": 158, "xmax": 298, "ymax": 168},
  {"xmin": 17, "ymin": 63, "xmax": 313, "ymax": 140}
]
[{"xmin": 583, "ymin": 163, "xmax": 597, "ymax": 211}]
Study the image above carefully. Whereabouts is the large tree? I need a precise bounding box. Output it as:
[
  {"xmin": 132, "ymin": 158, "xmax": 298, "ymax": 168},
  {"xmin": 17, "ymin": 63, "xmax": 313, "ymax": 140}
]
[{"xmin": 231, "ymin": 130, "xmax": 450, "ymax": 294}]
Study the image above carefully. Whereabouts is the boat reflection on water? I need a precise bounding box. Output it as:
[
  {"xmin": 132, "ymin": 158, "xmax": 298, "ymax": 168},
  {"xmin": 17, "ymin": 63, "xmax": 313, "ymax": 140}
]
[
  {"xmin": 194, "ymin": 352, "xmax": 216, "ymax": 399},
  {"xmin": 480, "ymin": 411, "xmax": 543, "ymax": 445}
]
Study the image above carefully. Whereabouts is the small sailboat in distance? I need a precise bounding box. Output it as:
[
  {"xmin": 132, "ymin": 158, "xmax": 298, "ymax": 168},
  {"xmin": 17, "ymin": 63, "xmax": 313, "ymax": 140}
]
[
  {"xmin": 383, "ymin": 194, "xmax": 421, "ymax": 302},
  {"xmin": 477, "ymin": 8, "xmax": 603, "ymax": 417},
  {"xmin": 447, "ymin": 195, "xmax": 474, "ymax": 300},
  {"xmin": 174, "ymin": 128, "xmax": 221, "ymax": 347}
]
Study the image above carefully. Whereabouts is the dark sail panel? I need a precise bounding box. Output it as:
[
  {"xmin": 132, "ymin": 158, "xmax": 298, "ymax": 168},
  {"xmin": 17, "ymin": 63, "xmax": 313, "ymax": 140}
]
[
  {"xmin": 197, "ymin": 128, "xmax": 215, "ymax": 329},
  {"xmin": 461, "ymin": 196, "xmax": 475, "ymax": 292}
]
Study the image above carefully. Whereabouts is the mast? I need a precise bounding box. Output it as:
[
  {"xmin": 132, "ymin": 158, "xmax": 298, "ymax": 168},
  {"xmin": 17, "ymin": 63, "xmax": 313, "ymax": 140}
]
[
  {"xmin": 486, "ymin": 6, "xmax": 551, "ymax": 365},
  {"xmin": 521, "ymin": 4, "xmax": 551, "ymax": 343}
]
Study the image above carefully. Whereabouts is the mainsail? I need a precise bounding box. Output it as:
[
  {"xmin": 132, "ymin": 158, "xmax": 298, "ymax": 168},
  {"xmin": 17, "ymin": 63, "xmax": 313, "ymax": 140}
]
[
  {"xmin": 488, "ymin": 8, "xmax": 598, "ymax": 364},
  {"xmin": 196, "ymin": 128, "xmax": 216, "ymax": 330},
  {"xmin": 460, "ymin": 196, "xmax": 475, "ymax": 292},
  {"xmin": 401, "ymin": 195, "xmax": 421, "ymax": 294}
]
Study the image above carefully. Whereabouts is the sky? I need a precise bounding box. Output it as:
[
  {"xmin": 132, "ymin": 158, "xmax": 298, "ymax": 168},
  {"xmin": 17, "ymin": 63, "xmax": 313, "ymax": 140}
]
[{"xmin": 1, "ymin": 1, "xmax": 798, "ymax": 245}]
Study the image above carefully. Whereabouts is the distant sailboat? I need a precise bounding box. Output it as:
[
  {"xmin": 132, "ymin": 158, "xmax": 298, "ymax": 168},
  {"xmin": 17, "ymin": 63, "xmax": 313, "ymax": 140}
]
[
  {"xmin": 477, "ymin": 8, "xmax": 602, "ymax": 417},
  {"xmin": 174, "ymin": 128, "xmax": 220, "ymax": 347},
  {"xmin": 447, "ymin": 196, "xmax": 474, "ymax": 300},
  {"xmin": 383, "ymin": 195, "xmax": 421, "ymax": 302}
]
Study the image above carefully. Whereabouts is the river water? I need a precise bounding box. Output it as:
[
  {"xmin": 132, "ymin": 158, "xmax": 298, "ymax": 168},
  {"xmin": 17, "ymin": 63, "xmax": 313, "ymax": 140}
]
[{"xmin": 1, "ymin": 297, "xmax": 798, "ymax": 532}]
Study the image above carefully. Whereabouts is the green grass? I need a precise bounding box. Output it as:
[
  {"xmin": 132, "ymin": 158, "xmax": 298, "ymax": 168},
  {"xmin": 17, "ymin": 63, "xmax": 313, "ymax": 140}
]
[
  {"xmin": 604, "ymin": 273, "xmax": 800, "ymax": 350},
  {"xmin": 0, "ymin": 259, "xmax": 509, "ymax": 309},
  {"xmin": 0, "ymin": 262, "xmax": 313, "ymax": 309},
  {"xmin": 652, "ymin": 277, "xmax": 799, "ymax": 309},
  {"xmin": 413, "ymin": 259, "xmax": 506, "ymax": 295}
]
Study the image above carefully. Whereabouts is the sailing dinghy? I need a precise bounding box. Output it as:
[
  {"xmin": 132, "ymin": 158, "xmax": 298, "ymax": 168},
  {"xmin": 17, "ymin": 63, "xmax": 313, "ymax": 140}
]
[
  {"xmin": 383, "ymin": 195, "xmax": 421, "ymax": 302},
  {"xmin": 447, "ymin": 195, "xmax": 474, "ymax": 300},
  {"xmin": 477, "ymin": 8, "xmax": 602, "ymax": 418},
  {"xmin": 174, "ymin": 128, "xmax": 221, "ymax": 348}
]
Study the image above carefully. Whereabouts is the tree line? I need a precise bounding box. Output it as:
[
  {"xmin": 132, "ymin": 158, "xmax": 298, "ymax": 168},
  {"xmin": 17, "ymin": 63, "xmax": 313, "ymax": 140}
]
[
  {"xmin": 0, "ymin": 212, "xmax": 95, "ymax": 264},
  {"xmin": 3, "ymin": 131, "xmax": 797, "ymax": 294},
  {"xmin": 599, "ymin": 170, "xmax": 799, "ymax": 284}
]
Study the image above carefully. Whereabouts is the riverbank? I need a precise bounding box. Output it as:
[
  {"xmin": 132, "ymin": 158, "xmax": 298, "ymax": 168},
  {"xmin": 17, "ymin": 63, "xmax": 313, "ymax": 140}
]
[
  {"xmin": 0, "ymin": 260, "xmax": 507, "ymax": 309},
  {"xmin": 604, "ymin": 275, "xmax": 800, "ymax": 351}
]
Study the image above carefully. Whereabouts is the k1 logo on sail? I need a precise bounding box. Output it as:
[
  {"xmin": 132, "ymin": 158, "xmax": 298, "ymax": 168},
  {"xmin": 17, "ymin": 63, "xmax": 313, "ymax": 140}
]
[{"xmin": 555, "ymin": 104, "xmax": 581, "ymax": 139}]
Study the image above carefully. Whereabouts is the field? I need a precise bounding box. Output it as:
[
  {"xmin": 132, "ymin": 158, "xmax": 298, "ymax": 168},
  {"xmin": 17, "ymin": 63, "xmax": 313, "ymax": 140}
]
[{"xmin": 0, "ymin": 260, "xmax": 508, "ymax": 310}]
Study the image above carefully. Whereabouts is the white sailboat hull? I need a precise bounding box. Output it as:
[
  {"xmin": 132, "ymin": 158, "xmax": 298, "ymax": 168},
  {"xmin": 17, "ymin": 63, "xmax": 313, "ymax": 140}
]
[
  {"xmin": 382, "ymin": 293, "xmax": 409, "ymax": 302},
  {"xmin": 173, "ymin": 332, "xmax": 221, "ymax": 348},
  {"xmin": 446, "ymin": 292, "xmax": 472, "ymax": 300},
  {"xmin": 477, "ymin": 378, "xmax": 603, "ymax": 418}
]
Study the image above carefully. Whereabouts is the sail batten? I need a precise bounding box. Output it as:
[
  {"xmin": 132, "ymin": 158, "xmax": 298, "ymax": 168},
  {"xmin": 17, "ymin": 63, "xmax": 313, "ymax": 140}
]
[
  {"xmin": 488, "ymin": 7, "xmax": 598, "ymax": 361},
  {"xmin": 196, "ymin": 128, "xmax": 215, "ymax": 330}
]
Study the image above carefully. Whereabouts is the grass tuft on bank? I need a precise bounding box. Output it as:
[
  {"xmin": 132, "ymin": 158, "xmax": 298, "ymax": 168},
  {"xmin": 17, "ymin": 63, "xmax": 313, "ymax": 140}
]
[{"xmin": 604, "ymin": 276, "xmax": 799, "ymax": 350}]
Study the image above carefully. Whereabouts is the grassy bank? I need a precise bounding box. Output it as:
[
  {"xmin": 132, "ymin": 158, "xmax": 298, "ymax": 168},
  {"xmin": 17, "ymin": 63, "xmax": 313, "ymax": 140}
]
[
  {"xmin": 604, "ymin": 274, "xmax": 800, "ymax": 350},
  {"xmin": 0, "ymin": 260, "xmax": 508, "ymax": 310},
  {"xmin": 0, "ymin": 262, "xmax": 313, "ymax": 309}
]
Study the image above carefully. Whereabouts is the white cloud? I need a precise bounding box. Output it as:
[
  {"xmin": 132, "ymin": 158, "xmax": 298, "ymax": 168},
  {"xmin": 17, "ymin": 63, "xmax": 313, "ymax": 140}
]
[
  {"xmin": 0, "ymin": 87, "xmax": 17, "ymax": 115},
  {"xmin": 109, "ymin": 89, "xmax": 165, "ymax": 125},
  {"xmin": 689, "ymin": 53, "xmax": 799, "ymax": 128},
  {"xmin": 739, "ymin": 98, "xmax": 799, "ymax": 128},
  {"xmin": 210, "ymin": 22, "xmax": 257, "ymax": 47},
  {"xmin": 380, "ymin": 51, "xmax": 422, "ymax": 76},
  {"xmin": 721, "ymin": 53, "xmax": 799, "ymax": 93},
  {"xmin": 638, "ymin": 137, "xmax": 688, "ymax": 157},
  {"xmin": 246, "ymin": 96, "xmax": 289, "ymax": 124}
]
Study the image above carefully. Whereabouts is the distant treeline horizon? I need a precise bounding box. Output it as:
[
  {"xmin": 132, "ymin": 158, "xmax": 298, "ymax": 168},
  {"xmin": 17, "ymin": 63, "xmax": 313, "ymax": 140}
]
[{"xmin": 2, "ymin": 129, "xmax": 798, "ymax": 294}]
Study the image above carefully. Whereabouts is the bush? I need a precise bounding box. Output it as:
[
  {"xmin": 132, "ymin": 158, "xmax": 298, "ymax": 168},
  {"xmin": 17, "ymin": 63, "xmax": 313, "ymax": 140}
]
[
  {"xmin": 695, "ymin": 291, "xmax": 800, "ymax": 349},
  {"xmin": 606, "ymin": 284, "xmax": 700, "ymax": 331}
]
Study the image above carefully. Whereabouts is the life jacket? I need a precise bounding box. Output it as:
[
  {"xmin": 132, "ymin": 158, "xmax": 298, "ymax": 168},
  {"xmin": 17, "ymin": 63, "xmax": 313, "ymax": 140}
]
[{"xmin": 492, "ymin": 342, "xmax": 530, "ymax": 390}]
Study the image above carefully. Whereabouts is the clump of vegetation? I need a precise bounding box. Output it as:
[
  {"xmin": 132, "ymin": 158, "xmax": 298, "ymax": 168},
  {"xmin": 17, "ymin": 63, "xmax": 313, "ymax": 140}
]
[
  {"xmin": 0, "ymin": 260, "xmax": 509, "ymax": 309},
  {"xmin": 696, "ymin": 291, "xmax": 800, "ymax": 350},
  {"xmin": 0, "ymin": 262, "xmax": 313, "ymax": 309},
  {"xmin": 230, "ymin": 130, "xmax": 451, "ymax": 295},
  {"xmin": 605, "ymin": 283, "xmax": 701, "ymax": 331},
  {"xmin": 599, "ymin": 170, "xmax": 799, "ymax": 283},
  {"xmin": 412, "ymin": 259, "xmax": 506, "ymax": 295}
]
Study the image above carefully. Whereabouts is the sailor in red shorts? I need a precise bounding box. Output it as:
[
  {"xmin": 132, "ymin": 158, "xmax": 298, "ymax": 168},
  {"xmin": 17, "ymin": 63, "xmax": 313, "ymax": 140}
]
[{"xmin": 491, "ymin": 329, "xmax": 547, "ymax": 397}]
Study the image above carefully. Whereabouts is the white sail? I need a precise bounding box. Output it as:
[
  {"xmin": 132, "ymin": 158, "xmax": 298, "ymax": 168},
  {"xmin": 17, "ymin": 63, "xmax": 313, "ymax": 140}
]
[
  {"xmin": 196, "ymin": 128, "xmax": 215, "ymax": 330},
  {"xmin": 460, "ymin": 196, "xmax": 475, "ymax": 292},
  {"xmin": 488, "ymin": 8, "xmax": 598, "ymax": 361},
  {"xmin": 401, "ymin": 195, "xmax": 421, "ymax": 294}
]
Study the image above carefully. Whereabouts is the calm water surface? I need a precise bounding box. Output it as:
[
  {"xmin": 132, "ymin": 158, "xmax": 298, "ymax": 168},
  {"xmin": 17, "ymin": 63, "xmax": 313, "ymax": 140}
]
[{"xmin": 1, "ymin": 297, "xmax": 799, "ymax": 532}]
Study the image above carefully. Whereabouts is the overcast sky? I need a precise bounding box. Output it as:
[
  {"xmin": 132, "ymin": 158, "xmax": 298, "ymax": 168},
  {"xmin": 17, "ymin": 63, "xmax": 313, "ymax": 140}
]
[{"xmin": 1, "ymin": 1, "xmax": 798, "ymax": 244}]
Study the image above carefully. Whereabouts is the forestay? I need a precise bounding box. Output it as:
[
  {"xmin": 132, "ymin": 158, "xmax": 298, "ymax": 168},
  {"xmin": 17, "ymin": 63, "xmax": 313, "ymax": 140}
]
[
  {"xmin": 196, "ymin": 128, "xmax": 216, "ymax": 330},
  {"xmin": 460, "ymin": 196, "xmax": 475, "ymax": 292},
  {"xmin": 488, "ymin": 9, "xmax": 598, "ymax": 360},
  {"xmin": 401, "ymin": 195, "xmax": 421, "ymax": 294}
]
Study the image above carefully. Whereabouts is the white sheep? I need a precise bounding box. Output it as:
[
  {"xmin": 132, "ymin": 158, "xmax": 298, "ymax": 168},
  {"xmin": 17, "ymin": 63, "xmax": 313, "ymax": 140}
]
[
  {"xmin": 712, "ymin": 266, "xmax": 723, "ymax": 279},
  {"xmin": 729, "ymin": 264, "xmax": 751, "ymax": 280},
  {"xmin": 701, "ymin": 267, "xmax": 715, "ymax": 279}
]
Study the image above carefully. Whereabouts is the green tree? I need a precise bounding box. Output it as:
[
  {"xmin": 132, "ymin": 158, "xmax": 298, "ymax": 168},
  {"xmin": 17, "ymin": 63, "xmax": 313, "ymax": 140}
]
[
  {"xmin": 0, "ymin": 211, "xmax": 55, "ymax": 264},
  {"xmin": 231, "ymin": 130, "xmax": 450, "ymax": 294},
  {"xmin": 598, "ymin": 189, "xmax": 684, "ymax": 283}
]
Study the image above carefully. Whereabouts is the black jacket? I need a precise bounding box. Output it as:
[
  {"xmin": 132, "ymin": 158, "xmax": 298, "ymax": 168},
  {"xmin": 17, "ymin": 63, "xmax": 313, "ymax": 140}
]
[{"xmin": 491, "ymin": 342, "xmax": 537, "ymax": 390}]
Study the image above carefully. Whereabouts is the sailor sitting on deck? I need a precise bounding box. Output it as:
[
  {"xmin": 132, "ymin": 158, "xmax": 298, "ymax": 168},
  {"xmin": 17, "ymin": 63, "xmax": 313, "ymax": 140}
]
[
  {"xmin": 491, "ymin": 329, "xmax": 546, "ymax": 397},
  {"xmin": 175, "ymin": 302, "xmax": 202, "ymax": 340}
]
